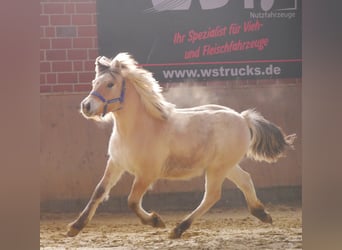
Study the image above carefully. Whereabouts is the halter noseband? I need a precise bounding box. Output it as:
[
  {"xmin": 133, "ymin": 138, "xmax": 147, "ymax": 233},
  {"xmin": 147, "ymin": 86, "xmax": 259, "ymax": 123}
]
[{"xmin": 90, "ymin": 79, "xmax": 126, "ymax": 117}]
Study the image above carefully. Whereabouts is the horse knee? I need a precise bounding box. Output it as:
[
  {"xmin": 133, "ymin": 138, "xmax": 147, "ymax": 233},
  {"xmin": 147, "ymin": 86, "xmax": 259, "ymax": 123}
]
[
  {"xmin": 94, "ymin": 185, "xmax": 105, "ymax": 197},
  {"xmin": 92, "ymin": 185, "xmax": 110, "ymax": 203}
]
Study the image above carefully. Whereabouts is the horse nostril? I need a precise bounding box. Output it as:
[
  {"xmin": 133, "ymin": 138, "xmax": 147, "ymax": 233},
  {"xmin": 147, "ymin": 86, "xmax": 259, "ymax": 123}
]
[{"xmin": 83, "ymin": 101, "xmax": 91, "ymax": 112}]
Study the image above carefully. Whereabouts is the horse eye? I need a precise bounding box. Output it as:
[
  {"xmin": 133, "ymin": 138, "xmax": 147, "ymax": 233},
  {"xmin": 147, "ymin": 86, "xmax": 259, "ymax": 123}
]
[{"xmin": 107, "ymin": 82, "xmax": 114, "ymax": 88}]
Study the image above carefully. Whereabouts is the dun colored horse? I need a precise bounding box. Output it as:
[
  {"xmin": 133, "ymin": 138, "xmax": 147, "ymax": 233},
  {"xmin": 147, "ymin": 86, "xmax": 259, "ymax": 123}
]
[{"xmin": 67, "ymin": 53, "xmax": 296, "ymax": 238}]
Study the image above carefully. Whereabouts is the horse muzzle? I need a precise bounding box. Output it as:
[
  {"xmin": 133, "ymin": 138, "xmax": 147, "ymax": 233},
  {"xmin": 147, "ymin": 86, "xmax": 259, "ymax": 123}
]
[{"xmin": 80, "ymin": 98, "xmax": 100, "ymax": 118}]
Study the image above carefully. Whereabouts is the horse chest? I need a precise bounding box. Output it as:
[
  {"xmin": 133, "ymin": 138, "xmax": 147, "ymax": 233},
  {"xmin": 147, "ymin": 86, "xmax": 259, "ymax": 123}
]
[
  {"xmin": 108, "ymin": 140, "xmax": 155, "ymax": 175},
  {"xmin": 111, "ymin": 148, "xmax": 135, "ymax": 171}
]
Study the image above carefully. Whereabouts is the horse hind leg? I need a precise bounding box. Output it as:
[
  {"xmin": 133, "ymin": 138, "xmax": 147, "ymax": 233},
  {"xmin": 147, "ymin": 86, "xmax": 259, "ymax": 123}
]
[
  {"xmin": 169, "ymin": 169, "xmax": 226, "ymax": 239},
  {"xmin": 226, "ymin": 165, "xmax": 272, "ymax": 224},
  {"xmin": 128, "ymin": 176, "xmax": 165, "ymax": 228},
  {"xmin": 67, "ymin": 159, "xmax": 124, "ymax": 237}
]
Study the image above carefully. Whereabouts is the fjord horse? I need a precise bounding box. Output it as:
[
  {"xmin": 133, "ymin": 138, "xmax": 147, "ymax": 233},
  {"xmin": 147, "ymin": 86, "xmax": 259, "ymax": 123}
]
[{"xmin": 67, "ymin": 53, "xmax": 296, "ymax": 238}]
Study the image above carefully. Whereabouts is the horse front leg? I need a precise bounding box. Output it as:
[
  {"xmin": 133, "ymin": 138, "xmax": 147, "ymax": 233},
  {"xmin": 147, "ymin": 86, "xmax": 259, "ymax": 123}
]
[
  {"xmin": 67, "ymin": 159, "xmax": 124, "ymax": 237},
  {"xmin": 226, "ymin": 165, "xmax": 272, "ymax": 224},
  {"xmin": 169, "ymin": 169, "xmax": 226, "ymax": 239},
  {"xmin": 127, "ymin": 176, "xmax": 165, "ymax": 228}
]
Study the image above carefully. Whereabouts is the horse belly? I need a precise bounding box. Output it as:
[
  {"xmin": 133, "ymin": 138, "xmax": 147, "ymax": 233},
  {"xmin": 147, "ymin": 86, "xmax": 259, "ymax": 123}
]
[{"xmin": 161, "ymin": 154, "xmax": 207, "ymax": 179}]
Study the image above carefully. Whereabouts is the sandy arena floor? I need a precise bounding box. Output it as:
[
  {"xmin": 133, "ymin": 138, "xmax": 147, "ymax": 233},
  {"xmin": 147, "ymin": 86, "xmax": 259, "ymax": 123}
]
[{"xmin": 40, "ymin": 204, "xmax": 302, "ymax": 249}]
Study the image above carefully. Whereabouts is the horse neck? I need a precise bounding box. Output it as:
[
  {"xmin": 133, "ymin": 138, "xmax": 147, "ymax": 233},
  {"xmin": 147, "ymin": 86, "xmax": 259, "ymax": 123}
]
[{"xmin": 112, "ymin": 82, "xmax": 156, "ymax": 137}]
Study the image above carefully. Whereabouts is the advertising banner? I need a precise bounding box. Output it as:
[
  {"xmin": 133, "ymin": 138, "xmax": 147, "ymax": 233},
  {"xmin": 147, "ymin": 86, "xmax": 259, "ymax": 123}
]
[{"xmin": 97, "ymin": 0, "xmax": 302, "ymax": 81}]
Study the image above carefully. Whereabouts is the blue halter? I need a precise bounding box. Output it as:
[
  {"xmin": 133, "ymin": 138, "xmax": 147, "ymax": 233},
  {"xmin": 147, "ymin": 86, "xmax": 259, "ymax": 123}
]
[{"xmin": 90, "ymin": 79, "xmax": 126, "ymax": 117}]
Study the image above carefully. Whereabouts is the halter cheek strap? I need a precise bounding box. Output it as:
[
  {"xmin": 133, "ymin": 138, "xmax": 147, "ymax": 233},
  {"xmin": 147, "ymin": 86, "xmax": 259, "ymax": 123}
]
[{"xmin": 90, "ymin": 79, "xmax": 126, "ymax": 117}]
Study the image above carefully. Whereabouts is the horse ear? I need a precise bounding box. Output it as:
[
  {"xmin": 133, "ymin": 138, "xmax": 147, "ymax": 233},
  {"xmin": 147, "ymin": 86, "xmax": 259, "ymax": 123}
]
[
  {"xmin": 111, "ymin": 58, "xmax": 127, "ymax": 73},
  {"xmin": 95, "ymin": 56, "xmax": 110, "ymax": 75}
]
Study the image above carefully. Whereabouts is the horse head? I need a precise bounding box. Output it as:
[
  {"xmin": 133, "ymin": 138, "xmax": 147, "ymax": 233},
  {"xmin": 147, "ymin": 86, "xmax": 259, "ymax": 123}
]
[{"xmin": 81, "ymin": 54, "xmax": 129, "ymax": 119}]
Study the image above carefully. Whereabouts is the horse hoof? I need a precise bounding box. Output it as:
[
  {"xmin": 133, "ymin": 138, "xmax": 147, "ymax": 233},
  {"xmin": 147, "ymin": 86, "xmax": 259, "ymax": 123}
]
[
  {"xmin": 262, "ymin": 212, "xmax": 273, "ymax": 224},
  {"xmin": 169, "ymin": 227, "xmax": 182, "ymax": 239},
  {"xmin": 150, "ymin": 212, "xmax": 166, "ymax": 228},
  {"xmin": 169, "ymin": 220, "xmax": 191, "ymax": 239},
  {"xmin": 251, "ymin": 207, "xmax": 273, "ymax": 224},
  {"xmin": 66, "ymin": 224, "xmax": 80, "ymax": 237}
]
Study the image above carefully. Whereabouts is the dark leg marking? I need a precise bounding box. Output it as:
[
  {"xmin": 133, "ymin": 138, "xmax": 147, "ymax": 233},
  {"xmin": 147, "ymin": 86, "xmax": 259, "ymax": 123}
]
[
  {"xmin": 152, "ymin": 213, "xmax": 159, "ymax": 226},
  {"xmin": 250, "ymin": 206, "xmax": 273, "ymax": 224},
  {"xmin": 128, "ymin": 201, "xmax": 138, "ymax": 211},
  {"xmin": 72, "ymin": 210, "xmax": 90, "ymax": 230},
  {"xmin": 67, "ymin": 209, "xmax": 90, "ymax": 237},
  {"xmin": 149, "ymin": 212, "xmax": 166, "ymax": 228},
  {"xmin": 169, "ymin": 219, "xmax": 192, "ymax": 239},
  {"xmin": 93, "ymin": 185, "xmax": 106, "ymax": 200},
  {"xmin": 67, "ymin": 186, "xmax": 106, "ymax": 237},
  {"xmin": 128, "ymin": 202, "xmax": 165, "ymax": 228}
]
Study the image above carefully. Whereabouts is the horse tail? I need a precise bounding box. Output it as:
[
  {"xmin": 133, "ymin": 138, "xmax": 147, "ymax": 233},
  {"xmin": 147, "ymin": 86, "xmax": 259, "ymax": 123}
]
[{"xmin": 241, "ymin": 109, "xmax": 296, "ymax": 163}]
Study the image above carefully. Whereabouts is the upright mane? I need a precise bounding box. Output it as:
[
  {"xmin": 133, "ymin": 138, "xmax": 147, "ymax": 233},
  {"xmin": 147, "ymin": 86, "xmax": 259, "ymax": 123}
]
[{"xmin": 113, "ymin": 53, "xmax": 175, "ymax": 120}]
